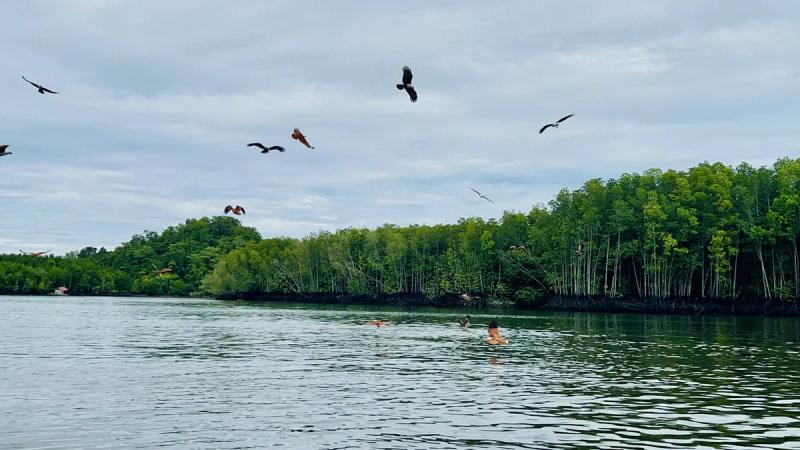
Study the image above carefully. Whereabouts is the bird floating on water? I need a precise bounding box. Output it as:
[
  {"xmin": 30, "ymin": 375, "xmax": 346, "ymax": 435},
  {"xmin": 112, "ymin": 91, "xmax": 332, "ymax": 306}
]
[
  {"xmin": 247, "ymin": 143, "xmax": 285, "ymax": 154},
  {"xmin": 224, "ymin": 205, "xmax": 246, "ymax": 215},
  {"xmin": 396, "ymin": 66, "xmax": 418, "ymax": 102},
  {"xmin": 470, "ymin": 187, "xmax": 495, "ymax": 204},
  {"xmin": 539, "ymin": 114, "xmax": 574, "ymax": 134},
  {"xmin": 22, "ymin": 75, "xmax": 58, "ymax": 95},
  {"xmin": 0, "ymin": 145, "xmax": 11, "ymax": 157},
  {"xmin": 291, "ymin": 128, "xmax": 314, "ymax": 149}
]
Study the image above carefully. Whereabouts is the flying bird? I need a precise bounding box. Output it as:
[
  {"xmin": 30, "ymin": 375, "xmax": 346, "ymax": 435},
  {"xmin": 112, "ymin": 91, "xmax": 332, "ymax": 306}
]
[
  {"xmin": 291, "ymin": 128, "xmax": 314, "ymax": 149},
  {"xmin": 0, "ymin": 145, "xmax": 11, "ymax": 157},
  {"xmin": 22, "ymin": 75, "xmax": 58, "ymax": 94},
  {"xmin": 247, "ymin": 143, "xmax": 285, "ymax": 154},
  {"xmin": 470, "ymin": 187, "xmax": 495, "ymax": 204},
  {"xmin": 224, "ymin": 205, "xmax": 246, "ymax": 215},
  {"xmin": 19, "ymin": 250, "xmax": 51, "ymax": 257},
  {"xmin": 539, "ymin": 114, "xmax": 575, "ymax": 134},
  {"xmin": 396, "ymin": 66, "xmax": 418, "ymax": 102}
]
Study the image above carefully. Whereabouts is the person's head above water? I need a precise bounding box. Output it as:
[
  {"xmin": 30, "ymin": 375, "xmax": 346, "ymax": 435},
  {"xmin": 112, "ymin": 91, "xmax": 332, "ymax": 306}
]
[{"xmin": 488, "ymin": 320, "xmax": 498, "ymax": 329}]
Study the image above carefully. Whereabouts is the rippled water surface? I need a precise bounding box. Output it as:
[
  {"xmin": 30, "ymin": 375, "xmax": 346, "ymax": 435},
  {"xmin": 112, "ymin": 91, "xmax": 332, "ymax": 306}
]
[{"xmin": 2, "ymin": 296, "xmax": 800, "ymax": 449}]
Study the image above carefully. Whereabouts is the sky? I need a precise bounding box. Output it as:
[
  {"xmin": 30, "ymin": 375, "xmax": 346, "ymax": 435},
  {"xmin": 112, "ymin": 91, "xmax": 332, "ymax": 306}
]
[{"xmin": 1, "ymin": 1, "xmax": 799, "ymax": 254}]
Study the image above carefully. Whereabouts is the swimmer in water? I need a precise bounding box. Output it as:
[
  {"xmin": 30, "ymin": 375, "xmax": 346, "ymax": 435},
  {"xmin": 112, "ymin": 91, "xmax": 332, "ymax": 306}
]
[
  {"xmin": 486, "ymin": 320, "xmax": 509, "ymax": 345},
  {"xmin": 367, "ymin": 320, "xmax": 388, "ymax": 327},
  {"xmin": 458, "ymin": 315, "xmax": 471, "ymax": 327}
]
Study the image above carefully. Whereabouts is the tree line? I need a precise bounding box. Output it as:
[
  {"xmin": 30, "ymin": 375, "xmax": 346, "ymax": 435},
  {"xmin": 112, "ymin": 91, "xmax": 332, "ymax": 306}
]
[
  {"xmin": 0, "ymin": 216, "xmax": 261, "ymax": 295},
  {"xmin": 4, "ymin": 159, "xmax": 800, "ymax": 304}
]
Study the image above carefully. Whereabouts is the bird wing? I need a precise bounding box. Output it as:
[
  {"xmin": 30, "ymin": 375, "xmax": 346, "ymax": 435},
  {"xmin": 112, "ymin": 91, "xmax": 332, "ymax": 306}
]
[
  {"xmin": 481, "ymin": 195, "xmax": 495, "ymax": 204},
  {"xmin": 238, "ymin": 206, "xmax": 246, "ymax": 214},
  {"xmin": 0, "ymin": 145, "xmax": 8, "ymax": 151},
  {"xmin": 269, "ymin": 146, "xmax": 285, "ymax": 152},
  {"xmin": 41, "ymin": 87, "xmax": 58, "ymax": 94},
  {"xmin": 539, "ymin": 124, "xmax": 554, "ymax": 134},
  {"xmin": 295, "ymin": 132, "xmax": 312, "ymax": 148},
  {"xmin": 402, "ymin": 66, "xmax": 413, "ymax": 85},
  {"xmin": 21, "ymin": 75, "xmax": 41, "ymax": 89},
  {"xmin": 406, "ymin": 86, "xmax": 418, "ymax": 102},
  {"xmin": 248, "ymin": 142, "xmax": 267, "ymax": 150},
  {"xmin": 557, "ymin": 114, "xmax": 574, "ymax": 123},
  {"xmin": 470, "ymin": 187, "xmax": 481, "ymax": 196},
  {"xmin": 224, "ymin": 205, "xmax": 233, "ymax": 213},
  {"xmin": 292, "ymin": 128, "xmax": 302, "ymax": 139}
]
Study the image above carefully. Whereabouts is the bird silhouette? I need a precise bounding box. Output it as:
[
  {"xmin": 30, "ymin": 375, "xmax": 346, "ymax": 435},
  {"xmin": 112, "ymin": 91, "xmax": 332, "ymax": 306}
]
[
  {"xmin": 19, "ymin": 250, "xmax": 51, "ymax": 257},
  {"xmin": 22, "ymin": 75, "xmax": 58, "ymax": 94},
  {"xmin": 291, "ymin": 128, "xmax": 314, "ymax": 149},
  {"xmin": 470, "ymin": 187, "xmax": 495, "ymax": 204},
  {"xmin": 396, "ymin": 66, "xmax": 418, "ymax": 102},
  {"xmin": 224, "ymin": 205, "xmax": 246, "ymax": 215},
  {"xmin": 539, "ymin": 114, "xmax": 574, "ymax": 134},
  {"xmin": 0, "ymin": 145, "xmax": 11, "ymax": 157},
  {"xmin": 247, "ymin": 143, "xmax": 285, "ymax": 154}
]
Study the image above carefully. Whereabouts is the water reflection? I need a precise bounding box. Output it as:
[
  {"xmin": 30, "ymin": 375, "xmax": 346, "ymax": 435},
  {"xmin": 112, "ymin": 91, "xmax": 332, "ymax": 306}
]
[{"xmin": 1, "ymin": 296, "xmax": 799, "ymax": 449}]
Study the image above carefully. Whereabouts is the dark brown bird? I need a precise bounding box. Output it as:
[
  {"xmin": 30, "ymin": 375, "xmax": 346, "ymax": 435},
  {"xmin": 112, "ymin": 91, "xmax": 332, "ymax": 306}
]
[
  {"xmin": 0, "ymin": 145, "xmax": 11, "ymax": 157},
  {"xmin": 248, "ymin": 143, "xmax": 285, "ymax": 154},
  {"xmin": 224, "ymin": 205, "xmax": 246, "ymax": 215},
  {"xmin": 539, "ymin": 114, "xmax": 574, "ymax": 134},
  {"xmin": 291, "ymin": 128, "xmax": 314, "ymax": 149},
  {"xmin": 396, "ymin": 66, "xmax": 418, "ymax": 102},
  {"xmin": 22, "ymin": 75, "xmax": 58, "ymax": 94}
]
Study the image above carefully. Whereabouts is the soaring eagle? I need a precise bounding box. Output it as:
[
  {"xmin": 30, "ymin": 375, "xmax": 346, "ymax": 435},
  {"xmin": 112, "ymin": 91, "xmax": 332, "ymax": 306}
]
[
  {"xmin": 396, "ymin": 66, "xmax": 418, "ymax": 102},
  {"xmin": 291, "ymin": 128, "xmax": 314, "ymax": 149},
  {"xmin": 224, "ymin": 205, "xmax": 246, "ymax": 215},
  {"xmin": 539, "ymin": 114, "xmax": 574, "ymax": 134}
]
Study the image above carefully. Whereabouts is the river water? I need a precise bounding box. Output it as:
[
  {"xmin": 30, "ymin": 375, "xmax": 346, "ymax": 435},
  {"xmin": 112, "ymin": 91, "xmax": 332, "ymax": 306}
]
[{"xmin": 2, "ymin": 296, "xmax": 799, "ymax": 449}]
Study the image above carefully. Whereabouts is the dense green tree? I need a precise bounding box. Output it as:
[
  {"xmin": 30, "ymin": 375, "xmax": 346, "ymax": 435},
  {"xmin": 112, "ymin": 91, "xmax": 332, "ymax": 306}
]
[{"xmin": 7, "ymin": 159, "xmax": 800, "ymax": 303}]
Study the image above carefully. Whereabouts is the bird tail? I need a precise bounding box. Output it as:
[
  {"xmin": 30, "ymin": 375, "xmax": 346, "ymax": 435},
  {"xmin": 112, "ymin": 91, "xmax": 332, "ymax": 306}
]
[{"xmin": 396, "ymin": 84, "xmax": 405, "ymax": 90}]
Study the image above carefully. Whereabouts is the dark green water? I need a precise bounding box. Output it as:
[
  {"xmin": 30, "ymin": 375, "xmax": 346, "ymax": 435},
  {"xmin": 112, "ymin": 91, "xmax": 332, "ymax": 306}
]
[{"xmin": 2, "ymin": 296, "xmax": 800, "ymax": 449}]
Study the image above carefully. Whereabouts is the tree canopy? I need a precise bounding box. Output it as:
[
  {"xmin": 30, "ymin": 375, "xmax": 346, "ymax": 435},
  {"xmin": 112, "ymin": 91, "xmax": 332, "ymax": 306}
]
[{"xmin": 5, "ymin": 159, "xmax": 800, "ymax": 304}]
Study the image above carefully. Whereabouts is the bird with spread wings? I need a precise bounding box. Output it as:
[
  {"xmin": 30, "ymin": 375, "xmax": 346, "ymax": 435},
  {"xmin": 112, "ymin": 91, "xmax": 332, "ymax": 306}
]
[
  {"xmin": 22, "ymin": 75, "xmax": 58, "ymax": 94},
  {"xmin": 470, "ymin": 187, "xmax": 495, "ymax": 204},
  {"xmin": 291, "ymin": 128, "xmax": 315, "ymax": 149},
  {"xmin": 224, "ymin": 205, "xmax": 246, "ymax": 215},
  {"xmin": 539, "ymin": 114, "xmax": 574, "ymax": 134},
  {"xmin": 396, "ymin": 66, "xmax": 418, "ymax": 102},
  {"xmin": 247, "ymin": 143, "xmax": 285, "ymax": 154}
]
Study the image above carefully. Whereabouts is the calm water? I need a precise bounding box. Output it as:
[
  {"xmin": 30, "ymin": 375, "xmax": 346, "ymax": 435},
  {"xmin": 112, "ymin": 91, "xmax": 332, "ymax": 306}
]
[{"xmin": 2, "ymin": 296, "xmax": 800, "ymax": 449}]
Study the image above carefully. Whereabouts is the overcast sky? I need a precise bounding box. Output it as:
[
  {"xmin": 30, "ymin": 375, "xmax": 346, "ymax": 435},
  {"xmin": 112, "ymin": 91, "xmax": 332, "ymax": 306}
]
[{"xmin": 1, "ymin": 1, "xmax": 798, "ymax": 254}]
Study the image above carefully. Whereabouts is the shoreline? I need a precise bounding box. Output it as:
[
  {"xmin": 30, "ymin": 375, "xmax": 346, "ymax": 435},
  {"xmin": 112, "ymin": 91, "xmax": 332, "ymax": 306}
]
[
  {"xmin": 4, "ymin": 292, "xmax": 799, "ymax": 316},
  {"xmin": 216, "ymin": 293, "xmax": 800, "ymax": 317}
]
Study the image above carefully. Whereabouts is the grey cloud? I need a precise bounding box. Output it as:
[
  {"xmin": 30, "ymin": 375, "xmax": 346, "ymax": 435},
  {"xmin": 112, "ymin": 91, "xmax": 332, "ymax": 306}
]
[{"xmin": 0, "ymin": 1, "xmax": 798, "ymax": 253}]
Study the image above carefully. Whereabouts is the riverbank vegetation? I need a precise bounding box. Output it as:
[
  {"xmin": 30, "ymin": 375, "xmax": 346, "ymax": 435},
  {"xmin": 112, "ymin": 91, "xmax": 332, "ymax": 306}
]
[{"xmin": 4, "ymin": 159, "xmax": 800, "ymax": 306}]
